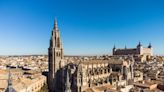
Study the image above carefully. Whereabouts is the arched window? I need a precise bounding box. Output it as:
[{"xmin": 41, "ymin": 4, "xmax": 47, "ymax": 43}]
[
  {"xmin": 57, "ymin": 38, "xmax": 60, "ymax": 47},
  {"xmin": 58, "ymin": 52, "xmax": 60, "ymax": 57}
]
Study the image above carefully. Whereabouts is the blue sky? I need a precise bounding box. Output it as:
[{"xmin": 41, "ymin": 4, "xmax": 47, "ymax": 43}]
[{"xmin": 0, "ymin": 0, "xmax": 164, "ymax": 55}]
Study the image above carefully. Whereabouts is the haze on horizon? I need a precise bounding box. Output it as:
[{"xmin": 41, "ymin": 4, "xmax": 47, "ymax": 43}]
[{"xmin": 0, "ymin": 0, "xmax": 164, "ymax": 56}]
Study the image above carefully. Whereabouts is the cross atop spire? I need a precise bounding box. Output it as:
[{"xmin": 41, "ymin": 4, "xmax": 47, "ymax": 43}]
[{"xmin": 54, "ymin": 18, "xmax": 58, "ymax": 31}]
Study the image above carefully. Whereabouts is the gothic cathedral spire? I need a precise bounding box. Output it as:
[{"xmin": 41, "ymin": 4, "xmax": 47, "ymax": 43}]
[
  {"xmin": 54, "ymin": 19, "xmax": 58, "ymax": 31},
  {"xmin": 48, "ymin": 19, "xmax": 64, "ymax": 92}
]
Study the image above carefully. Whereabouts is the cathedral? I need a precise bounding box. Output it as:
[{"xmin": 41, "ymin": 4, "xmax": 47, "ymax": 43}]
[{"xmin": 48, "ymin": 20, "xmax": 135, "ymax": 92}]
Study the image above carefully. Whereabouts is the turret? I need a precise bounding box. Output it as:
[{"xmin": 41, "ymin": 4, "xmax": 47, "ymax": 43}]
[
  {"xmin": 113, "ymin": 45, "xmax": 116, "ymax": 55},
  {"xmin": 137, "ymin": 42, "xmax": 142, "ymax": 48},
  {"xmin": 137, "ymin": 42, "xmax": 143, "ymax": 55},
  {"xmin": 148, "ymin": 43, "xmax": 152, "ymax": 48}
]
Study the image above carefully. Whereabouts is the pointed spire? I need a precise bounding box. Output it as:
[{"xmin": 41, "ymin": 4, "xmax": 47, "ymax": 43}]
[
  {"xmin": 66, "ymin": 71, "xmax": 70, "ymax": 85},
  {"xmin": 137, "ymin": 41, "xmax": 142, "ymax": 47},
  {"xmin": 65, "ymin": 70, "xmax": 71, "ymax": 92},
  {"xmin": 113, "ymin": 45, "xmax": 116, "ymax": 49},
  {"xmin": 54, "ymin": 18, "xmax": 58, "ymax": 31},
  {"xmin": 139, "ymin": 41, "xmax": 141, "ymax": 45},
  {"xmin": 148, "ymin": 43, "xmax": 152, "ymax": 48},
  {"xmin": 125, "ymin": 45, "xmax": 127, "ymax": 49}
]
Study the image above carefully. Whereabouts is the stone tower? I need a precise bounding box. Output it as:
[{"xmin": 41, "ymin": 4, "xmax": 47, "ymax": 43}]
[
  {"xmin": 137, "ymin": 42, "xmax": 143, "ymax": 54},
  {"xmin": 148, "ymin": 43, "xmax": 152, "ymax": 48},
  {"xmin": 48, "ymin": 19, "xmax": 64, "ymax": 92}
]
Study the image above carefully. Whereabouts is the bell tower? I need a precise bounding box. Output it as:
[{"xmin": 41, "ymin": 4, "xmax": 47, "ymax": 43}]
[{"xmin": 48, "ymin": 19, "xmax": 64, "ymax": 92}]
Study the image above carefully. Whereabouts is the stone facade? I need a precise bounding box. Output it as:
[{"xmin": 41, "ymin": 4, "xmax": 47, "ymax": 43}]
[
  {"xmin": 70, "ymin": 57, "xmax": 135, "ymax": 92},
  {"xmin": 48, "ymin": 20, "xmax": 135, "ymax": 92},
  {"xmin": 48, "ymin": 20, "xmax": 65, "ymax": 92},
  {"xmin": 113, "ymin": 42, "xmax": 153, "ymax": 62}
]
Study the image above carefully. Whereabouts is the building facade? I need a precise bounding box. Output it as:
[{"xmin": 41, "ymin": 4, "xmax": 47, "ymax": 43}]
[
  {"xmin": 0, "ymin": 69, "xmax": 46, "ymax": 92},
  {"xmin": 69, "ymin": 57, "xmax": 135, "ymax": 92},
  {"xmin": 48, "ymin": 20, "xmax": 136, "ymax": 92},
  {"xmin": 48, "ymin": 20, "xmax": 65, "ymax": 92},
  {"xmin": 113, "ymin": 42, "xmax": 153, "ymax": 62}
]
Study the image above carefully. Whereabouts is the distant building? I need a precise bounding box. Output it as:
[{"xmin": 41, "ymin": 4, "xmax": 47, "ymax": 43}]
[{"xmin": 113, "ymin": 42, "xmax": 153, "ymax": 62}]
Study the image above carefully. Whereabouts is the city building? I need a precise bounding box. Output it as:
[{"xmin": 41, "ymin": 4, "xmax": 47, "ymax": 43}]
[
  {"xmin": 0, "ymin": 69, "xmax": 46, "ymax": 92},
  {"xmin": 113, "ymin": 42, "xmax": 153, "ymax": 62},
  {"xmin": 48, "ymin": 20, "xmax": 136, "ymax": 92}
]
